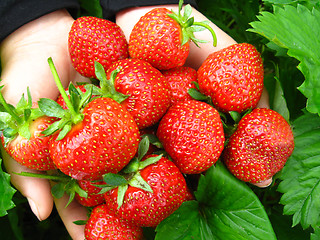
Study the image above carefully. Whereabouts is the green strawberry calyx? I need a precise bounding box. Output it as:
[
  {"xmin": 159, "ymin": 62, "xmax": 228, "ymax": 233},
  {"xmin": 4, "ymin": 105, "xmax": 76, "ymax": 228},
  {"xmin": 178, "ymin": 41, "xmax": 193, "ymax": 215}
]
[
  {"xmin": 39, "ymin": 57, "xmax": 92, "ymax": 140},
  {"xmin": 91, "ymin": 61, "xmax": 129, "ymax": 103},
  {"xmin": 97, "ymin": 135, "xmax": 162, "ymax": 209},
  {"xmin": 167, "ymin": 0, "xmax": 217, "ymax": 47},
  {"xmin": 0, "ymin": 85, "xmax": 44, "ymax": 145}
]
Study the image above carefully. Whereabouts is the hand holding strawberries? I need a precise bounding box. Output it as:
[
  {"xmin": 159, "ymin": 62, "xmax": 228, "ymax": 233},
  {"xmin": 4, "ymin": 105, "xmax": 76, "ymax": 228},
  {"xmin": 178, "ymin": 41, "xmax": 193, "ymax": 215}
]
[
  {"xmin": 0, "ymin": 1, "xmax": 291, "ymax": 239},
  {"xmin": 0, "ymin": 9, "xmax": 89, "ymax": 240}
]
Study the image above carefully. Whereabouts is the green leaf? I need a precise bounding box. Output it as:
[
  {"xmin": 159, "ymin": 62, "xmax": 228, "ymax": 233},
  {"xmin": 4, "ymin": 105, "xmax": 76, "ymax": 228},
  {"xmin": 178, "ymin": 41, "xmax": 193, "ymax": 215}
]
[
  {"xmin": 51, "ymin": 182, "xmax": 66, "ymax": 199},
  {"xmin": 249, "ymin": 4, "xmax": 320, "ymax": 116},
  {"xmin": 69, "ymin": 84, "xmax": 81, "ymax": 112},
  {"xmin": 188, "ymin": 88, "xmax": 209, "ymax": 101},
  {"xmin": 156, "ymin": 161, "xmax": 276, "ymax": 240},
  {"xmin": 277, "ymin": 112, "xmax": 320, "ymax": 229},
  {"xmin": 18, "ymin": 121, "xmax": 31, "ymax": 140},
  {"xmin": 0, "ymin": 158, "xmax": 16, "ymax": 217},
  {"xmin": 56, "ymin": 123, "xmax": 72, "ymax": 140},
  {"xmin": 156, "ymin": 201, "xmax": 211, "ymax": 240},
  {"xmin": 117, "ymin": 184, "xmax": 128, "ymax": 209},
  {"xmin": 138, "ymin": 155, "xmax": 162, "ymax": 170},
  {"xmin": 38, "ymin": 98, "xmax": 66, "ymax": 118},
  {"xmin": 103, "ymin": 173, "xmax": 128, "ymax": 186},
  {"xmin": 0, "ymin": 112, "xmax": 14, "ymax": 128},
  {"xmin": 311, "ymin": 227, "xmax": 320, "ymax": 240},
  {"xmin": 137, "ymin": 135, "xmax": 150, "ymax": 161},
  {"xmin": 271, "ymin": 76, "xmax": 290, "ymax": 121},
  {"xmin": 79, "ymin": 0, "xmax": 103, "ymax": 18},
  {"xmin": 128, "ymin": 172, "xmax": 153, "ymax": 193}
]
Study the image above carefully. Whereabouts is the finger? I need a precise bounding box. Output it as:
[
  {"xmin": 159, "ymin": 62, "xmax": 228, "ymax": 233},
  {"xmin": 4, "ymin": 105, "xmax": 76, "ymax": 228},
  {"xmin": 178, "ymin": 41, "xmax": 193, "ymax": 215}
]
[
  {"xmin": 256, "ymin": 87, "xmax": 270, "ymax": 109},
  {"xmin": 252, "ymin": 177, "xmax": 273, "ymax": 188},
  {"xmin": 53, "ymin": 194, "xmax": 88, "ymax": 240},
  {"xmin": 1, "ymin": 146, "xmax": 53, "ymax": 221}
]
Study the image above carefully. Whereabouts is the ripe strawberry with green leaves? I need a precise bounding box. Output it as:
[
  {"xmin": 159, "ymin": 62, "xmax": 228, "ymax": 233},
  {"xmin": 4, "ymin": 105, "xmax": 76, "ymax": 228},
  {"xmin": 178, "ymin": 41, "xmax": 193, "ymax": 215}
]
[
  {"xmin": 156, "ymin": 99, "xmax": 225, "ymax": 174},
  {"xmin": 162, "ymin": 66, "xmax": 197, "ymax": 105},
  {"xmin": 39, "ymin": 58, "xmax": 140, "ymax": 180},
  {"xmin": 223, "ymin": 108, "xmax": 294, "ymax": 185},
  {"xmin": 104, "ymin": 58, "xmax": 171, "ymax": 129},
  {"xmin": 104, "ymin": 154, "xmax": 188, "ymax": 227},
  {"xmin": 0, "ymin": 87, "xmax": 56, "ymax": 171},
  {"xmin": 128, "ymin": 0, "xmax": 217, "ymax": 70},
  {"xmin": 101, "ymin": 136, "xmax": 188, "ymax": 228},
  {"xmin": 68, "ymin": 16, "xmax": 128, "ymax": 78},
  {"xmin": 85, "ymin": 204, "xmax": 143, "ymax": 240},
  {"xmin": 197, "ymin": 43, "xmax": 264, "ymax": 113}
]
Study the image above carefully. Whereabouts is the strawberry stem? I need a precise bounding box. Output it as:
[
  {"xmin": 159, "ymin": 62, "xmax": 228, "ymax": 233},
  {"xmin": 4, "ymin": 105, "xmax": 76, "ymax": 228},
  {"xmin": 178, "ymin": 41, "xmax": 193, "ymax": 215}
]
[
  {"xmin": 47, "ymin": 57, "xmax": 83, "ymax": 124},
  {"xmin": 193, "ymin": 21, "xmax": 217, "ymax": 47},
  {"xmin": 13, "ymin": 171, "xmax": 71, "ymax": 182},
  {"xmin": 168, "ymin": 0, "xmax": 217, "ymax": 47}
]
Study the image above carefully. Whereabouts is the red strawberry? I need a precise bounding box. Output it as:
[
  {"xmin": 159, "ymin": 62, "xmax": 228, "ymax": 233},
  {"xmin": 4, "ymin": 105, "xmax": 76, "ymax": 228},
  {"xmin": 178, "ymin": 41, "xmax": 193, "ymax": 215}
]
[
  {"xmin": 223, "ymin": 108, "xmax": 294, "ymax": 184},
  {"xmin": 105, "ymin": 58, "xmax": 171, "ymax": 129},
  {"xmin": 68, "ymin": 16, "xmax": 128, "ymax": 78},
  {"xmin": 85, "ymin": 204, "xmax": 143, "ymax": 240},
  {"xmin": 40, "ymin": 58, "xmax": 140, "ymax": 181},
  {"xmin": 104, "ymin": 154, "xmax": 188, "ymax": 227},
  {"xmin": 0, "ymin": 87, "xmax": 56, "ymax": 171},
  {"xmin": 156, "ymin": 100, "xmax": 225, "ymax": 174},
  {"xmin": 129, "ymin": 3, "xmax": 217, "ymax": 70},
  {"xmin": 162, "ymin": 66, "xmax": 197, "ymax": 105},
  {"xmin": 48, "ymin": 97, "xmax": 140, "ymax": 180},
  {"xmin": 75, "ymin": 180, "xmax": 106, "ymax": 207},
  {"xmin": 197, "ymin": 43, "xmax": 264, "ymax": 113},
  {"xmin": 1, "ymin": 116, "xmax": 56, "ymax": 171}
]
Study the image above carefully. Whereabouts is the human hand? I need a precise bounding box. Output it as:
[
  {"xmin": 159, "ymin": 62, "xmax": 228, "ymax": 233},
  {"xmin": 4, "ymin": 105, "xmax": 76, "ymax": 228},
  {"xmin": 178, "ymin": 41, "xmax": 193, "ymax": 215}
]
[{"xmin": 0, "ymin": 9, "xmax": 88, "ymax": 240}]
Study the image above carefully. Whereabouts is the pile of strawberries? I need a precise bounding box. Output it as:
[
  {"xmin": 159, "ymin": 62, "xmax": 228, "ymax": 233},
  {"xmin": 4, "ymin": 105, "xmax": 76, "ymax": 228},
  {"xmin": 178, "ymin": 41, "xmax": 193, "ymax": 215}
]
[{"xmin": 0, "ymin": 1, "xmax": 295, "ymax": 239}]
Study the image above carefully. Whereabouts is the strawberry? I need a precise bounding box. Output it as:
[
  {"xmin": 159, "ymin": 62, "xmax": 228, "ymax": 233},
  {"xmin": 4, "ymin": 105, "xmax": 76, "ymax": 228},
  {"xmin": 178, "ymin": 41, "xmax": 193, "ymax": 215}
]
[
  {"xmin": 75, "ymin": 179, "xmax": 106, "ymax": 207},
  {"xmin": 156, "ymin": 99, "xmax": 225, "ymax": 174},
  {"xmin": 39, "ymin": 58, "xmax": 140, "ymax": 180},
  {"xmin": 105, "ymin": 58, "xmax": 171, "ymax": 129},
  {"xmin": 0, "ymin": 87, "xmax": 56, "ymax": 171},
  {"xmin": 161, "ymin": 66, "xmax": 197, "ymax": 105},
  {"xmin": 128, "ymin": 0, "xmax": 217, "ymax": 70},
  {"xmin": 197, "ymin": 43, "xmax": 264, "ymax": 113},
  {"xmin": 68, "ymin": 16, "xmax": 128, "ymax": 78},
  {"xmin": 223, "ymin": 108, "xmax": 294, "ymax": 184},
  {"xmin": 85, "ymin": 204, "xmax": 143, "ymax": 240},
  {"xmin": 101, "ymin": 137, "xmax": 188, "ymax": 227},
  {"xmin": 48, "ymin": 96, "xmax": 140, "ymax": 180}
]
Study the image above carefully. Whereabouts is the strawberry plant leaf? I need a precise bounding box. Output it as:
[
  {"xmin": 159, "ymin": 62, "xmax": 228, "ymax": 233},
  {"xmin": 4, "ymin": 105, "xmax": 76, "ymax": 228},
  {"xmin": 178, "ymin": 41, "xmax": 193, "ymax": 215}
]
[
  {"xmin": 137, "ymin": 135, "xmax": 150, "ymax": 161},
  {"xmin": 38, "ymin": 98, "xmax": 65, "ymax": 118},
  {"xmin": 249, "ymin": 4, "xmax": 320, "ymax": 116},
  {"xmin": 311, "ymin": 227, "xmax": 320, "ymax": 240},
  {"xmin": 117, "ymin": 184, "xmax": 128, "ymax": 209},
  {"xmin": 0, "ymin": 158, "xmax": 16, "ymax": 216},
  {"xmin": 103, "ymin": 173, "xmax": 128, "ymax": 186},
  {"xmin": 155, "ymin": 201, "xmax": 210, "ymax": 240},
  {"xmin": 277, "ymin": 112, "xmax": 320, "ymax": 229},
  {"xmin": 128, "ymin": 172, "xmax": 153, "ymax": 193},
  {"xmin": 156, "ymin": 161, "xmax": 276, "ymax": 240}
]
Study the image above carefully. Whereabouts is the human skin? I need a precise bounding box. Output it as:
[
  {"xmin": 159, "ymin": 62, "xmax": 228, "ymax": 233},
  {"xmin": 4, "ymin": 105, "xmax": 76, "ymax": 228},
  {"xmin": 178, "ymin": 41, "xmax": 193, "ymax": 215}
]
[
  {"xmin": 0, "ymin": 4, "xmax": 270, "ymax": 240},
  {"xmin": 0, "ymin": 9, "xmax": 88, "ymax": 240}
]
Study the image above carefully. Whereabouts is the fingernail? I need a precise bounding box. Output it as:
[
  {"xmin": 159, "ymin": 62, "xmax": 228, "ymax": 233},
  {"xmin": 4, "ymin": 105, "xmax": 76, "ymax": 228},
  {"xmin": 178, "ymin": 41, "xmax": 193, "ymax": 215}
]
[{"xmin": 27, "ymin": 198, "xmax": 42, "ymax": 221}]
